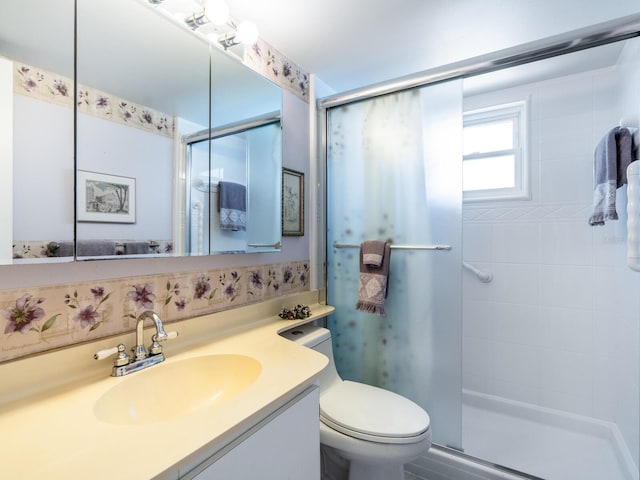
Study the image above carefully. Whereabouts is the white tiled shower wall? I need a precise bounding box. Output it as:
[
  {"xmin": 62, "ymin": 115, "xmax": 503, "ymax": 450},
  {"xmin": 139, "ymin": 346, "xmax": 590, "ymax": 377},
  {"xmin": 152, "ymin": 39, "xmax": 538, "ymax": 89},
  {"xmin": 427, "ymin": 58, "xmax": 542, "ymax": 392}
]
[{"xmin": 462, "ymin": 41, "xmax": 640, "ymax": 466}]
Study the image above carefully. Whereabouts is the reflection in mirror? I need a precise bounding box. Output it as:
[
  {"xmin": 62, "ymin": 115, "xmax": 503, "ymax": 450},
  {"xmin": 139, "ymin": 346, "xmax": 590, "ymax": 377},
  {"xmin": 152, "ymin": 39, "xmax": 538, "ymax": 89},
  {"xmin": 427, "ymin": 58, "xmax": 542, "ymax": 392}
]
[
  {"xmin": 245, "ymin": 121, "xmax": 283, "ymax": 253},
  {"xmin": 76, "ymin": 0, "xmax": 210, "ymax": 259},
  {"xmin": 206, "ymin": 37, "xmax": 283, "ymax": 255},
  {"xmin": 210, "ymin": 44, "xmax": 282, "ymax": 129},
  {"xmin": 0, "ymin": 0, "xmax": 75, "ymax": 264},
  {"xmin": 75, "ymin": 0, "xmax": 282, "ymax": 259},
  {"xmin": 185, "ymin": 114, "xmax": 282, "ymax": 255}
]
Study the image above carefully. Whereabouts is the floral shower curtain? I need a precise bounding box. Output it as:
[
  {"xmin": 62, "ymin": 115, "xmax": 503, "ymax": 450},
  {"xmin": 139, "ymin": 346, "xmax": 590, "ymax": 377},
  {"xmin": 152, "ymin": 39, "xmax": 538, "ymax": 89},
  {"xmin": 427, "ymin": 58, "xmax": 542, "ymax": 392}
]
[{"xmin": 326, "ymin": 81, "xmax": 464, "ymax": 448}]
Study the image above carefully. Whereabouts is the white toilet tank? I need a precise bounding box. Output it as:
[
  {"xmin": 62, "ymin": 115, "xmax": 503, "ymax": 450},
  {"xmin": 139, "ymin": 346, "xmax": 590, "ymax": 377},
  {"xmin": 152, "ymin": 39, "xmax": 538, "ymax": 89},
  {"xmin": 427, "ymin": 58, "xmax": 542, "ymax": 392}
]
[{"xmin": 280, "ymin": 324, "xmax": 342, "ymax": 390}]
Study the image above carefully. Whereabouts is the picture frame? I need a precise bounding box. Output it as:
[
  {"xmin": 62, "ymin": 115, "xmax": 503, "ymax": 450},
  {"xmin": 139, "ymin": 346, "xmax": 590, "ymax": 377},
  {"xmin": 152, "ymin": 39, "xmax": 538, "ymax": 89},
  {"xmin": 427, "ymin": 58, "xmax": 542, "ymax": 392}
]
[
  {"xmin": 77, "ymin": 170, "xmax": 136, "ymax": 223},
  {"xmin": 282, "ymin": 168, "xmax": 304, "ymax": 236}
]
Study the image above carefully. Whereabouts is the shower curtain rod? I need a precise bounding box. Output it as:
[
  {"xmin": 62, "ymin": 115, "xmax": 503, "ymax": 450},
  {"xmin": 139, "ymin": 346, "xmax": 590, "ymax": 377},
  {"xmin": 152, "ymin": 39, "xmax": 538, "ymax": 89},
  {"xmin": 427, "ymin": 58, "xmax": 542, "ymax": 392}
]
[
  {"xmin": 333, "ymin": 242, "xmax": 452, "ymax": 251},
  {"xmin": 317, "ymin": 13, "xmax": 640, "ymax": 110}
]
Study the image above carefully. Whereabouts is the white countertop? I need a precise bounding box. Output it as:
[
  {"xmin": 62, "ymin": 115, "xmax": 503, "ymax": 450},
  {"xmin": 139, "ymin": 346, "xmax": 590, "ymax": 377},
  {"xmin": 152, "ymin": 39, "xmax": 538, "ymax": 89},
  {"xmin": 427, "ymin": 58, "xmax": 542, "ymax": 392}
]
[{"xmin": 0, "ymin": 292, "xmax": 333, "ymax": 479}]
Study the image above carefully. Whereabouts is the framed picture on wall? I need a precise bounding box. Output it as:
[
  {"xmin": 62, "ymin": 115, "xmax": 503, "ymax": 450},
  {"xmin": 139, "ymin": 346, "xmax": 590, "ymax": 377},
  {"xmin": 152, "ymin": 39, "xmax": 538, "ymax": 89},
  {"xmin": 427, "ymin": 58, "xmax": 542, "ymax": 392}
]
[
  {"xmin": 282, "ymin": 168, "xmax": 304, "ymax": 236},
  {"xmin": 77, "ymin": 170, "xmax": 136, "ymax": 223}
]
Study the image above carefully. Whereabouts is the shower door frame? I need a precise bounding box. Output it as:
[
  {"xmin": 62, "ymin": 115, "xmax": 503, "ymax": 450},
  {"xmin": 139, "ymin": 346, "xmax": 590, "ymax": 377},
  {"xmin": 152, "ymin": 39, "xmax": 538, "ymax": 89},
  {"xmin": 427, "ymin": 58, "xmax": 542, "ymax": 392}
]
[
  {"xmin": 317, "ymin": 14, "xmax": 640, "ymax": 111},
  {"xmin": 316, "ymin": 11, "xmax": 640, "ymax": 479}
]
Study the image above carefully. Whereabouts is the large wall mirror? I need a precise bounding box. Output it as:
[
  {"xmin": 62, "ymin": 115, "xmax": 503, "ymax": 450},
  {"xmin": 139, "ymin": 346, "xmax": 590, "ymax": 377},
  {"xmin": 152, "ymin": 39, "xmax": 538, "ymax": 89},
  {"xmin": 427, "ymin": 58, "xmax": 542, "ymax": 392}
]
[
  {"xmin": 76, "ymin": 0, "xmax": 283, "ymax": 259},
  {"xmin": 0, "ymin": 0, "xmax": 75, "ymax": 264},
  {"xmin": 0, "ymin": 0, "xmax": 282, "ymax": 265}
]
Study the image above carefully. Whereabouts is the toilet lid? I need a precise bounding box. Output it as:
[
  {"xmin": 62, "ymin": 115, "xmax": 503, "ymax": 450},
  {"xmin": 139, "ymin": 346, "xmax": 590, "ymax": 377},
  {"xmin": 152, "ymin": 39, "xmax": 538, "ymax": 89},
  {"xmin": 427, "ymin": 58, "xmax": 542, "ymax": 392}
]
[{"xmin": 320, "ymin": 381, "xmax": 431, "ymax": 444}]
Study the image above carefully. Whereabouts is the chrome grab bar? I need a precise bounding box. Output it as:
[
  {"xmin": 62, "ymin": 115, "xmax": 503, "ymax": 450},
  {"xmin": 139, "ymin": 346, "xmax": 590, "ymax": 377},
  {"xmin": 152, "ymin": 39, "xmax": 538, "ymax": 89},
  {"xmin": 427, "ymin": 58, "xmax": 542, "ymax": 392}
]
[{"xmin": 463, "ymin": 261, "xmax": 493, "ymax": 283}]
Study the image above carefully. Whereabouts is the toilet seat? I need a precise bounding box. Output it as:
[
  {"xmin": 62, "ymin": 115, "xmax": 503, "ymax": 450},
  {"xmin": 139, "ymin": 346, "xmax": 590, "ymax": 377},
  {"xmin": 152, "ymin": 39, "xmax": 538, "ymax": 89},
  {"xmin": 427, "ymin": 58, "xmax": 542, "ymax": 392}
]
[{"xmin": 320, "ymin": 381, "xmax": 431, "ymax": 445}]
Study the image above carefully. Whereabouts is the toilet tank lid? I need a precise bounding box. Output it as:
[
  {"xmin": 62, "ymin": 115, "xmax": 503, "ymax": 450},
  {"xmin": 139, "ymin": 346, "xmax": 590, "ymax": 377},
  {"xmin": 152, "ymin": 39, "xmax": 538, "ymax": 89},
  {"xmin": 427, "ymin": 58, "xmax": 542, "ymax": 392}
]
[{"xmin": 279, "ymin": 324, "xmax": 330, "ymax": 347}]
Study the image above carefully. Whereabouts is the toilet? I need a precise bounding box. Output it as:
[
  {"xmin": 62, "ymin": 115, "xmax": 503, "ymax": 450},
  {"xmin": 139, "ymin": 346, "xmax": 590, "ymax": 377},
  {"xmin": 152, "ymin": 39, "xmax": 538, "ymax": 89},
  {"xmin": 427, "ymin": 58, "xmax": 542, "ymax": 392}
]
[{"xmin": 281, "ymin": 324, "xmax": 431, "ymax": 480}]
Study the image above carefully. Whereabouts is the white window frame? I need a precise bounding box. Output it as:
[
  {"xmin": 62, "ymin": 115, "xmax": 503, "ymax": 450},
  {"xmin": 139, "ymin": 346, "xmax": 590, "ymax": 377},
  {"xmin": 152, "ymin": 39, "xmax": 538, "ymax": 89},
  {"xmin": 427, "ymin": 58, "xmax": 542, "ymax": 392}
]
[{"xmin": 463, "ymin": 100, "xmax": 529, "ymax": 202}]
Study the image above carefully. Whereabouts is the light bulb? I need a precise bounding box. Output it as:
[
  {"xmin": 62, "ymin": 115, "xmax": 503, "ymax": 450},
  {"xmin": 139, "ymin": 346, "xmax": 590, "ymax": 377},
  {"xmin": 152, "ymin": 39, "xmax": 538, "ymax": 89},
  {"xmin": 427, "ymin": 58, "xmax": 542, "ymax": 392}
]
[
  {"xmin": 236, "ymin": 21, "xmax": 259, "ymax": 45},
  {"xmin": 204, "ymin": 0, "xmax": 229, "ymax": 25}
]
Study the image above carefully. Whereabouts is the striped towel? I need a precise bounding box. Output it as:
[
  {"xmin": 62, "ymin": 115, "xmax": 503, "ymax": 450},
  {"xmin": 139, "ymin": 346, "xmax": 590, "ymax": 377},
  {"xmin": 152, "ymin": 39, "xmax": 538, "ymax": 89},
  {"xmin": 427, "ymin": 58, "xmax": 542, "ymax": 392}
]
[
  {"xmin": 356, "ymin": 241, "xmax": 391, "ymax": 315},
  {"xmin": 218, "ymin": 181, "xmax": 247, "ymax": 231}
]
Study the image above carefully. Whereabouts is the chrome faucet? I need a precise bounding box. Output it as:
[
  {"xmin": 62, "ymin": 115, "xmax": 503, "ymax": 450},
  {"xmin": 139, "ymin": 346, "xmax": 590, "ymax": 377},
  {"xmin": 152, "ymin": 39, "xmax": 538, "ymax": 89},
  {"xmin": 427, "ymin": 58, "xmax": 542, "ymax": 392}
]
[
  {"xmin": 134, "ymin": 310, "xmax": 168, "ymax": 361},
  {"xmin": 94, "ymin": 311, "xmax": 178, "ymax": 377}
]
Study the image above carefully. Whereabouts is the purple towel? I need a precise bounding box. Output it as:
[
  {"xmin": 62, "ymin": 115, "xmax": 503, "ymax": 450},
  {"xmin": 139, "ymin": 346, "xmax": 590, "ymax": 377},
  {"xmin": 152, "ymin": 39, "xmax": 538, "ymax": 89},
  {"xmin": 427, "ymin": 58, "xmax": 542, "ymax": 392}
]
[
  {"xmin": 218, "ymin": 181, "xmax": 247, "ymax": 231},
  {"xmin": 124, "ymin": 241, "xmax": 150, "ymax": 255},
  {"xmin": 77, "ymin": 240, "xmax": 116, "ymax": 256},
  {"xmin": 356, "ymin": 241, "xmax": 391, "ymax": 315},
  {"xmin": 589, "ymin": 127, "xmax": 634, "ymax": 226}
]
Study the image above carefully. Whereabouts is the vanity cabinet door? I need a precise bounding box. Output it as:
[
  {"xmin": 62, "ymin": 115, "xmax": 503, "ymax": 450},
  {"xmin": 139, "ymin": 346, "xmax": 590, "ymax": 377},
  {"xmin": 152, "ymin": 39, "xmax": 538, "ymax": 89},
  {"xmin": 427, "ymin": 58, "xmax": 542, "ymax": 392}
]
[{"xmin": 191, "ymin": 387, "xmax": 320, "ymax": 480}]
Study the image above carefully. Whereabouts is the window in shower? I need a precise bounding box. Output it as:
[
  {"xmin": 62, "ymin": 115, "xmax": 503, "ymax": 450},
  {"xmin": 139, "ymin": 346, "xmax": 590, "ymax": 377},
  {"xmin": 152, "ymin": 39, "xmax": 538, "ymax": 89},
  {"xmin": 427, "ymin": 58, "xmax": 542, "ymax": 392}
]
[{"xmin": 463, "ymin": 100, "xmax": 529, "ymax": 201}]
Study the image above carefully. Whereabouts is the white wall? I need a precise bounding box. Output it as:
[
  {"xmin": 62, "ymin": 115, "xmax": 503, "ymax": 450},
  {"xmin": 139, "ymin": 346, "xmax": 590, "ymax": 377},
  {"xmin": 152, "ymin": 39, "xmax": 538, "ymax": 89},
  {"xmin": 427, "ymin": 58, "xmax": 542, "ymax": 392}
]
[
  {"xmin": 76, "ymin": 113, "xmax": 173, "ymax": 241},
  {"xmin": 0, "ymin": 58, "xmax": 13, "ymax": 262},
  {"xmin": 462, "ymin": 49, "xmax": 640, "ymax": 465},
  {"xmin": 13, "ymin": 95, "xmax": 74, "ymax": 242},
  {"xmin": 612, "ymin": 38, "xmax": 640, "ymax": 466},
  {"xmin": 280, "ymin": 88, "xmax": 311, "ymax": 259}
]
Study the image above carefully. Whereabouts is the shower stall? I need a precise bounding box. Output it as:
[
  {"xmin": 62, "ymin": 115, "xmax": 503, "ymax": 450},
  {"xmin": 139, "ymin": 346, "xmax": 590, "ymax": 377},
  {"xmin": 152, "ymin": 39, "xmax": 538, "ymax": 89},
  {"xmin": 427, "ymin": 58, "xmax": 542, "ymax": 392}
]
[{"xmin": 322, "ymin": 17, "xmax": 640, "ymax": 480}]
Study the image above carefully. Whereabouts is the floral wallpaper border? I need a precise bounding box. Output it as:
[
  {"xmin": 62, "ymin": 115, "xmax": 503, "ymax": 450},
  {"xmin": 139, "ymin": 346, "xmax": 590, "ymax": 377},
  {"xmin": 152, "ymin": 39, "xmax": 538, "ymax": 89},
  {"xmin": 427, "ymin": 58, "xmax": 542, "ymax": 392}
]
[
  {"xmin": 244, "ymin": 39, "xmax": 310, "ymax": 102},
  {"xmin": 10, "ymin": 38, "xmax": 310, "ymax": 139},
  {"xmin": 0, "ymin": 260, "xmax": 310, "ymax": 363},
  {"xmin": 13, "ymin": 61, "xmax": 175, "ymax": 138},
  {"xmin": 13, "ymin": 239, "xmax": 174, "ymax": 260}
]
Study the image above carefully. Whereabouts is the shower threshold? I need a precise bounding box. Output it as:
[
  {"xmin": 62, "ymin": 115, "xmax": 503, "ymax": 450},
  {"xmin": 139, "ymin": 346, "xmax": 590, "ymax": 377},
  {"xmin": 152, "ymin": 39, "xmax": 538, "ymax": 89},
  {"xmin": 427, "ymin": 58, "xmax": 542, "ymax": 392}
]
[
  {"xmin": 407, "ymin": 443, "xmax": 543, "ymax": 480},
  {"xmin": 461, "ymin": 390, "xmax": 636, "ymax": 480},
  {"xmin": 406, "ymin": 391, "xmax": 636, "ymax": 480}
]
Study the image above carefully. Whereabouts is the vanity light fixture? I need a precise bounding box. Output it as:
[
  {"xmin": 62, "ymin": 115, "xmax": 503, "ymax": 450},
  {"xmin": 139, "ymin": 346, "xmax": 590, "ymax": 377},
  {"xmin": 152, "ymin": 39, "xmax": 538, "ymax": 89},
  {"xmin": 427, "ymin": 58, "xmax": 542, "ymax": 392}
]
[
  {"xmin": 148, "ymin": 0, "xmax": 259, "ymax": 47},
  {"xmin": 185, "ymin": 0, "xmax": 230, "ymax": 29},
  {"xmin": 218, "ymin": 21, "xmax": 259, "ymax": 49}
]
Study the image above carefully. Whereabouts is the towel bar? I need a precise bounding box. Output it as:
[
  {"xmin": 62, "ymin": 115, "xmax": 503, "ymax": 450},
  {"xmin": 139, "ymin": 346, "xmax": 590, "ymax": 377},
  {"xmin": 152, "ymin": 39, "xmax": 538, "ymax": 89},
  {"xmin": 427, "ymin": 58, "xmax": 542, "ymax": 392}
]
[
  {"xmin": 332, "ymin": 242, "xmax": 451, "ymax": 251},
  {"xmin": 248, "ymin": 242, "xmax": 282, "ymax": 249}
]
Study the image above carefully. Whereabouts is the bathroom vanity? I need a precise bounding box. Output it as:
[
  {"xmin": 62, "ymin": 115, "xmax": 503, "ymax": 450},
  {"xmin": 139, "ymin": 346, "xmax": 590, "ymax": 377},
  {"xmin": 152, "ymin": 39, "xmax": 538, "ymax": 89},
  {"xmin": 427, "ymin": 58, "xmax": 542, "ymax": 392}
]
[
  {"xmin": 0, "ymin": 291, "xmax": 333, "ymax": 479},
  {"xmin": 186, "ymin": 386, "xmax": 319, "ymax": 479}
]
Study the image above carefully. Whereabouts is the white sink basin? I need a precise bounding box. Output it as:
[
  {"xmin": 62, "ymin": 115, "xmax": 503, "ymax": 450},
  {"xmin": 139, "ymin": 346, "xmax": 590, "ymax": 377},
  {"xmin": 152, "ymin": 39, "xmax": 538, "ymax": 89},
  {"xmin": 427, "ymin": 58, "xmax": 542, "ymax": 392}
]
[{"xmin": 94, "ymin": 354, "xmax": 261, "ymax": 425}]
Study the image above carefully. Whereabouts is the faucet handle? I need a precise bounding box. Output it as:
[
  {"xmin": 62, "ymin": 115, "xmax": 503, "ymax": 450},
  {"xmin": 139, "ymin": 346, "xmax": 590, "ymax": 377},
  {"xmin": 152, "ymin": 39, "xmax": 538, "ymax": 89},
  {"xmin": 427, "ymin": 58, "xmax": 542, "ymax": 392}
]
[
  {"xmin": 149, "ymin": 331, "xmax": 178, "ymax": 355},
  {"xmin": 164, "ymin": 330, "xmax": 179, "ymax": 340},
  {"xmin": 94, "ymin": 343, "xmax": 130, "ymax": 367}
]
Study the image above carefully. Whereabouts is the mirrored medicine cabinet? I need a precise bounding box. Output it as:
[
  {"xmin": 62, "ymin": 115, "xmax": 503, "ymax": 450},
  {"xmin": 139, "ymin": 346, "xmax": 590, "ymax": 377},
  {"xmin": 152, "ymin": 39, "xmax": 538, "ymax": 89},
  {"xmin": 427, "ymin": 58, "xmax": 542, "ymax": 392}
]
[{"xmin": 0, "ymin": 0, "xmax": 283, "ymax": 265}]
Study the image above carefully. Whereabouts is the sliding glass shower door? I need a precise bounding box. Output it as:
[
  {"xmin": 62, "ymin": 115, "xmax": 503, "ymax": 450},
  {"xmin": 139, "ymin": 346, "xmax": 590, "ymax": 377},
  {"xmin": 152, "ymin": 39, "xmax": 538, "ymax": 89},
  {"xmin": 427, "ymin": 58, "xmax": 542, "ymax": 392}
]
[
  {"xmin": 326, "ymin": 80, "xmax": 463, "ymax": 449},
  {"xmin": 459, "ymin": 39, "xmax": 640, "ymax": 479},
  {"xmin": 325, "ymin": 31, "xmax": 640, "ymax": 480}
]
